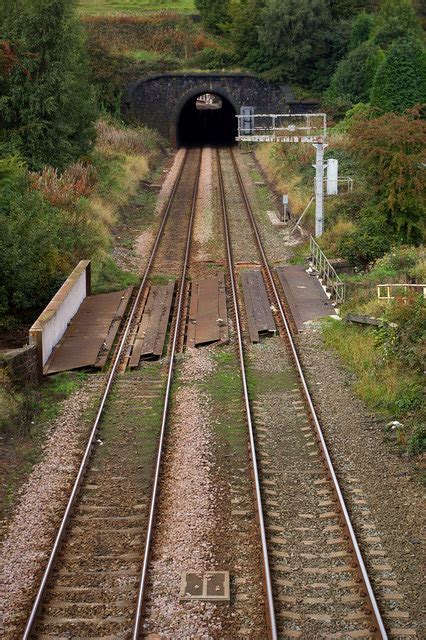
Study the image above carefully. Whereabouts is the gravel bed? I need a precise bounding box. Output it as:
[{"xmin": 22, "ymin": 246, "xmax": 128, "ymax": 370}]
[
  {"xmin": 298, "ymin": 323, "xmax": 424, "ymax": 635},
  {"xmin": 142, "ymin": 350, "xmax": 226, "ymax": 638},
  {"xmin": 193, "ymin": 147, "xmax": 214, "ymax": 261},
  {"xmin": 0, "ymin": 375, "xmax": 105, "ymax": 638},
  {"xmin": 233, "ymin": 150, "xmax": 298, "ymax": 263}
]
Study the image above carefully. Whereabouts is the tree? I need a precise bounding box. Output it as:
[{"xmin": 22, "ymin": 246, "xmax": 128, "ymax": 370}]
[
  {"xmin": 326, "ymin": 40, "xmax": 382, "ymax": 106},
  {"xmin": 371, "ymin": 0, "xmax": 422, "ymax": 48},
  {"xmin": 228, "ymin": 0, "xmax": 266, "ymax": 66},
  {"xmin": 370, "ymin": 37, "xmax": 426, "ymax": 114},
  {"xmin": 0, "ymin": 0, "xmax": 97, "ymax": 171},
  {"xmin": 256, "ymin": 0, "xmax": 330, "ymax": 84},
  {"xmin": 350, "ymin": 107, "xmax": 426, "ymax": 242},
  {"xmin": 349, "ymin": 11, "xmax": 375, "ymax": 49},
  {"xmin": 195, "ymin": 0, "xmax": 230, "ymax": 34}
]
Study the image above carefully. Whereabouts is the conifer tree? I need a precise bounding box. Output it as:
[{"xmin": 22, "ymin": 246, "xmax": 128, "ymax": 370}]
[
  {"xmin": 0, "ymin": 0, "xmax": 97, "ymax": 170},
  {"xmin": 370, "ymin": 37, "xmax": 426, "ymax": 113}
]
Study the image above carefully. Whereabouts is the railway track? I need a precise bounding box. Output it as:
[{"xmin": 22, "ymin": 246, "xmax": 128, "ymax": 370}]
[
  {"xmin": 22, "ymin": 147, "xmax": 202, "ymax": 639},
  {"xmin": 216, "ymin": 147, "xmax": 388, "ymax": 639}
]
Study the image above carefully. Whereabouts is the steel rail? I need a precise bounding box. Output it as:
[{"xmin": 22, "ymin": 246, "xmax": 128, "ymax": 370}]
[
  {"xmin": 216, "ymin": 149, "xmax": 278, "ymax": 640},
  {"xmin": 132, "ymin": 147, "xmax": 202, "ymax": 638},
  {"xmin": 22, "ymin": 148, "xmax": 191, "ymax": 639},
  {"xmin": 228, "ymin": 147, "xmax": 388, "ymax": 639}
]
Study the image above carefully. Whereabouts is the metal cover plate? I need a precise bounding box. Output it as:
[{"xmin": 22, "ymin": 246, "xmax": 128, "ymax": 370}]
[
  {"xmin": 187, "ymin": 273, "xmax": 228, "ymax": 347},
  {"xmin": 179, "ymin": 571, "xmax": 230, "ymax": 603},
  {"xmin": 240, "ymin": 269, "xmax": 276, "ymax": 343}
]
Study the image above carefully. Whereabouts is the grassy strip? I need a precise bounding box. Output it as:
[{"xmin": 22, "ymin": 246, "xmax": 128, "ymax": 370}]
[
  {"xmin": 321, "ymin": 318, "xmax": 425, "ymax": 455},
  {"xmin": 78, "ymin": 0, "xmax": 196, "ymax": 15}
]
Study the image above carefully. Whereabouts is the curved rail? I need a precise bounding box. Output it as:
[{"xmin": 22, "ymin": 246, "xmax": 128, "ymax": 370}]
[
  {"xmin": 23, "ymin": 149, "xmax": 193, "ymax": 639},
  {"xmin": 216, "ymin": 150, "xmax": 278, "ymax": 640},
  {"xmin": 228, "ymin": 147, "xmax": 388, "ymax": 639},
  {"xmin": 132, "ymin": 148, "xmax": 202, "ymax": 638}
]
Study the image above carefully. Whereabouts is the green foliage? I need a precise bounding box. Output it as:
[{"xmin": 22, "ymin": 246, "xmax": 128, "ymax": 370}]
[
  {"xmin": 370, "ymin": 37, "xmax": 426, "ymax": 114},
  {"xmin": 383, "ymin": 293, "xmax": 426, "ymax": 371},
  {"xmin": 408, "ymin": 423, "xmax": 426, "ymax": 456},
  {"xmin": 371, "ymin": 0, "xmax": 422, "ymax": 48},
  {"xmin": 0, "ymin": 0, "xmax": 97, "ymax": 170},
  {"xmin": 192, "ymin": 46, "xmax": 237, "ymax": 69},
  {"xmin": 337, "ymin": 208, "xmax": 392, "ymax": 267},
  {"xmin": 227, "ymin": 0, "xmax": 266, "ymax": 65},
  {"xmin": 350, "ymin": 107, "xmax": 426, "ymax": 242},
  {"xmin": 256, "ymin": 0, "xmax": 330, "ymax": 84},
  {"xmin": 195, "ymin": 0, "xmax": 230, "ymax": 33},
  {"xmin": 349, "ymin": 10, "xmax": 375, "ymax": 49},
  {"xmin": 326, "ymin": 40, "xmax": 382, "ymax": 107}
]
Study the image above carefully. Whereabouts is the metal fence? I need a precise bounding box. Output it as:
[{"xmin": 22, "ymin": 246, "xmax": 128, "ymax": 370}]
[{"xmin": 309, "ymin": 236, "xmax": 345, "ymax": 304}]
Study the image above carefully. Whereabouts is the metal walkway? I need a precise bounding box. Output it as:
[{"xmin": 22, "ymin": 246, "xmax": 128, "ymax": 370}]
[
  {"xmin": 276, "ymin": 265, "xmax": 335, "ymax": 330},
  {"xmin": 44, "ymin": 288, "xmax": 132, "ymax": 374}
]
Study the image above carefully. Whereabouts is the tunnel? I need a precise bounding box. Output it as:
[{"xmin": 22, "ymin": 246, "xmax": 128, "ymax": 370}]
[{"xmin": 177, "ymin": 91, "xmax": 237, "ymax": 147}]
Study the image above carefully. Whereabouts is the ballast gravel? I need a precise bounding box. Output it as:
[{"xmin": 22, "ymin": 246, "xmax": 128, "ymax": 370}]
[
  {"xmin": 0, "ymin": 375, "xmax": 104, "ymax": 638},
  {"xmin": 142, "ymin": 350, "xmax": 222, "ymax": 638}
]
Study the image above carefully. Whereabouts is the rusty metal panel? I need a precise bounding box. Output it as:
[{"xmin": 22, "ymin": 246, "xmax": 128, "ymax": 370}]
[
  {"xmin": 276, "ymin": 265, "xmax": 334, "ymax": 330},
  {"xmin": 240, "ymin": 270, "xmax": 276, "ymax": 343},
  {"xmin": 130, "ymin": 281, "xmax": 175, "ymax": 367},
  {"xmin": 187, "ymin": 273, "xmax": 228, "ymax": 348},
  {"xmin": 44, "ymin": 288, "xmax": 132, "ymax": 374}
]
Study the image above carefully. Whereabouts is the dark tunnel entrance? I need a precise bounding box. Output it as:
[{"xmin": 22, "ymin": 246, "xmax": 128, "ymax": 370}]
[{"xmin": 177, "ymin": 92, "xmax": 237, "ymax": 147}]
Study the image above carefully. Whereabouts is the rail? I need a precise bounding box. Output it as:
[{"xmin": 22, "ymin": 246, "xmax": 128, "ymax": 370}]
[
  {"xmin": 377, "ymin": 283, "xmax": 426, "ymax": 302},
  {"xmin": 22, "ymin": 149, "xmax": 194, "ymax": 639},
  {"xmin": 310, "ymin": 235, "xmax": 345, "ymax": 304},
  {"xmin": 132, "ymin": 148, "xmax": 201, "ymax": 637},
  {"xmin": 228, "ymin": 147, "xmax": 387, "ymax": 639},
  {"xmin": 216, "ymin": 149, "xmax": 277, "ymax": 640}
]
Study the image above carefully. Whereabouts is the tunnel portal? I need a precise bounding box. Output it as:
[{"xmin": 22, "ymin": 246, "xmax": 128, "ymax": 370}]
[
  {"xmin": 126, "ymin": 73, "xmax": 317, "ymax": 148},
  {"xmin": 177, "ymin": 92, "xmax": 237, "ymax": 147}
]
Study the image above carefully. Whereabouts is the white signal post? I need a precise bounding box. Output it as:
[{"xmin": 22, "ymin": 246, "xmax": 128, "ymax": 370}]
[{"xmin": 236, "ymin": 111, "xmax": 327, "ymax": 237}]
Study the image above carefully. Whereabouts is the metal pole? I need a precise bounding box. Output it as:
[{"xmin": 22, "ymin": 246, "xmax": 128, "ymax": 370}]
[{"xmin": 313, "ymin": 142, "xmax": 324, "ymax": 237}]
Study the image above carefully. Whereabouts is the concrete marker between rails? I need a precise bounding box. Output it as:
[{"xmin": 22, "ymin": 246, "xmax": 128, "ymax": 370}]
[{"xmin": 228, "ymin": 147, "xmax": 388, "ymax": 639}]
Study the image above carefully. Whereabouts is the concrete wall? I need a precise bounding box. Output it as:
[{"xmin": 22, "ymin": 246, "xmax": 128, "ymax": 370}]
[
  {"xmin": 125, "ymin": 72, "xmax": 318, "ymax": 146},
  {"xmin": 29, "ymin": 260, "xmax": 91, "ymax": 373}
]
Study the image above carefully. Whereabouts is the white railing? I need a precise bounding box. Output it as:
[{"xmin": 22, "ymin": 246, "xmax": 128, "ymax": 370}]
[
  {"xmin": 377, "ymin": 283, "xmax": 426, "ymax": 302},
  {"xmin": 309, "ymin": 236, "xmax": 345, "ymax": 304},
  {"xmin": 236, "ymin": 113, "xmax": 327, "ymax": 144}
]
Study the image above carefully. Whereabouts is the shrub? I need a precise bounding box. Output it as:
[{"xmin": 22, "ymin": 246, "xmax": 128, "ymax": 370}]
[
  {"xmin": 95, "ymin": 119, "xmax": 164, "ymax": 158},
  {"xmin": 29, "ymin": 162, "xmax": 97, "ymax": 207},
  {"xmin": 191, "ymin": 46, "xmax": 237, "ymax": 69},
  {"xmin": 338, "ymin": 208, "xmax": 392, "ymax": 267}
]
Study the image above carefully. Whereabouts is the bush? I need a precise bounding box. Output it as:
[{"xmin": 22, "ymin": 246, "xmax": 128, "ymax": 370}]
[
  {"xmin": 338, "ymin": 209, "xmax": 392, "ymax": 267},
  {"xmin": 191, "ymin": 46, "xmax": 237, "ymax": 69},
  {"xmin": 29, "ymin": 162, "xmax": 97, "ymax": 207},
  {"xmin": 384, "ymin": 293, "xmax": 426, "ymax": 371}
]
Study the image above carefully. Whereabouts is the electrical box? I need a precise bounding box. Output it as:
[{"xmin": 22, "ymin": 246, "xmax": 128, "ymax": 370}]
[{"xmin": 240, "ymin": 106, "xmax": 254, "ymax": 135}]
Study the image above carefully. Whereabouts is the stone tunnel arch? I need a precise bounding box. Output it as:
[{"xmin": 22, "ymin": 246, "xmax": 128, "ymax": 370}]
[
  {"xmin": 125, "ymin": 73, "xmax": 318, "ymax": 148},
  {"xmin": 172, "ymin": 86, "xmax": 239, "ymax": 147}
]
